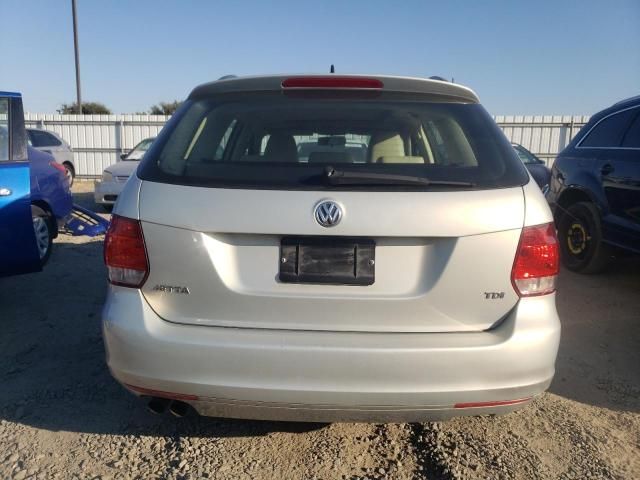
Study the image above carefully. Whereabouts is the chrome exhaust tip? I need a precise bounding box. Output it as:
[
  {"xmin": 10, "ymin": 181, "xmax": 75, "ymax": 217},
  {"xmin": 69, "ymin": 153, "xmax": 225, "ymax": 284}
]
[{"xmin": 146, "ymin": 397, "xmax": 170, "ymax": 415}]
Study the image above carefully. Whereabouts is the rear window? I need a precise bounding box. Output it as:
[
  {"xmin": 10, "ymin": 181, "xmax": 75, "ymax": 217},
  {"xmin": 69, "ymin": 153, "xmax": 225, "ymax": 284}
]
[
  {"xmin": 28, "ymin": 130, "xmax": 62, "ymax": 148},
  {"xmin": 139, "ymin": 92, "xmax": 527, "ymax": 190}
]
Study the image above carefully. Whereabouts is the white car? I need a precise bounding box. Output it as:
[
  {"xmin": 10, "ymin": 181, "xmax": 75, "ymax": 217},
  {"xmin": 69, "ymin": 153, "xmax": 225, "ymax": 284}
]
[
  {"xmin": 103, "ymin": 75, "xmax": 560, "ymax": 422},
  {"xmin": 94, "ymin": 138, "xmax": 155, "ymax": 211},
  {"xmin": 27, "ymin": 128, "xmax": 76, "ymax": 186}
]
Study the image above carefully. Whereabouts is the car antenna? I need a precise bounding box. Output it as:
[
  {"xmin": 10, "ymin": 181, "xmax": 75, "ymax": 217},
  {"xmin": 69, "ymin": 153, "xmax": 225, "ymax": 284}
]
[{"xmin": 330, "ymin": 64, "xmax": 335, "ymax": 74}]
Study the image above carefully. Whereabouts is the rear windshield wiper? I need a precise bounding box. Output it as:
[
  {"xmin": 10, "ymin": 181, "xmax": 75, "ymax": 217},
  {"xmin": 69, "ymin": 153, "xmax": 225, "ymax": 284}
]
[{"xmin": 323, "ymin": 167, "xmax": 475, "ymax": 187}]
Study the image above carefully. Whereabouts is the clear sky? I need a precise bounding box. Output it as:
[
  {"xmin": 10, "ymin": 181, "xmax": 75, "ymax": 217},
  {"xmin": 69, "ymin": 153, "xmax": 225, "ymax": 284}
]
[{"xmin": 1, "ymin": 0, "xmax": 639, "ymax": 115}]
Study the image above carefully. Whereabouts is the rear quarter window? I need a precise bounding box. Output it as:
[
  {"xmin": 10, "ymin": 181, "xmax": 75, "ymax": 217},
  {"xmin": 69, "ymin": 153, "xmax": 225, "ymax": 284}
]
[
  {"xmin": 579, "ymin": 107, "xmax": 639, "ymax": 148},
  {"xmin": 621, "ymin": 110, "xmax": 640, "ymax": 148}
]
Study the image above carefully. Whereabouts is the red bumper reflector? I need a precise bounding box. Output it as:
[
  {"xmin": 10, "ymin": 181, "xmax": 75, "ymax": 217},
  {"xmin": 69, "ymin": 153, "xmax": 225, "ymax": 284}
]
[
  {"xmin": 454, "ymin": 397, "xmax": 531, "ymax": 409},
  {"xmin": 282, "ymin": 76, "xmax": 384, "ymax": 90},
  {"xmin": 125, "ymin": 384, "xmax": 199, "ymax": 402}
]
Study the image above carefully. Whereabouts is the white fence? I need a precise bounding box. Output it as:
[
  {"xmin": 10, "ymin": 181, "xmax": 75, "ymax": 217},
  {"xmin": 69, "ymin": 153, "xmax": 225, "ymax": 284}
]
[
  {"xmin": 495, "ymin": 115, "xmax": 590, "ymax": 163},
  {"xmin": 24, "ymin": 113, "xmax": 590, "ymax": 177},
  {"xmin": 24, "ymin": 113, "xmax": 169, "ymax": 177}
]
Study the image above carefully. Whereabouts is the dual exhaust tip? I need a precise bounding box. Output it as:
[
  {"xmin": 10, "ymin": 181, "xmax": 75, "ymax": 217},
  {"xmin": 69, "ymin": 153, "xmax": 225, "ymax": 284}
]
[{"xmin": 146, "ymin": 397, "xmax": 191, "ymax": 417}]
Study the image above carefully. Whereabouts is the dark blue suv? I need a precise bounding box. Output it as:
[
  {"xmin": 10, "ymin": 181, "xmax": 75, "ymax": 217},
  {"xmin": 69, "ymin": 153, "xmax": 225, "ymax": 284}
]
[{"xmin": 547, "ymin": 96, "xmax": 640, "ymax": 273}]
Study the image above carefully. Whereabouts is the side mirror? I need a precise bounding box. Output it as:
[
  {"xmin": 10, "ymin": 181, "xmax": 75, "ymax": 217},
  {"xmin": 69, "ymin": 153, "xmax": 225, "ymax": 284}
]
[{"xmin": 120, "ymin": 153, "xmax": 128, "ymax": 161}]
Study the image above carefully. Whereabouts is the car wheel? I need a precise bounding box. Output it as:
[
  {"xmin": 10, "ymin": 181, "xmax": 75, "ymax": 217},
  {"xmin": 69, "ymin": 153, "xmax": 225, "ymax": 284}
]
[
  {"xmin": 31, "ymin": 205, "xmax": 54, "ymax": 266},
  {"xmin": 63, "ymin": 162, "xmax": 75, "ymax": 187},
  {"xmin": 103, "ymin": 204, "xmax": 114, "ymax": 213},
  {"xmin": 558, "ymin": 201, "xmax": 611, "ymax": 273}
]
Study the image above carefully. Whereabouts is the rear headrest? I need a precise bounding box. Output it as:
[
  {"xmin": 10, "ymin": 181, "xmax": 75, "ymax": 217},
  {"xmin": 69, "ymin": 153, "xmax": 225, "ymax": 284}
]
[
  {"xmin": 368, "ymin": 132, "xmax": 405, "ymax": 162},
  {"xmin": 264, "ymin": 134, "xmax": 298, "ymax": 162},
  {"xmin": 376, "ymin": 156, "xmax": 425, "ymax": 164},
  {"xmin": 308, "ymin": 151, "xmax": 353, "ymax": 164}
]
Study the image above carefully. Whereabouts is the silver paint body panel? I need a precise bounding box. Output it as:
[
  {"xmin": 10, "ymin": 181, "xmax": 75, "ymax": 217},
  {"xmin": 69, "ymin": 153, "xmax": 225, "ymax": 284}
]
[
  {"xmin": 102, "ymin": 75, "xmax": 559, "ymax": 421},
  {"xmin": 103, "ymin": 287, "xmax": 559, "ymax": 422}
]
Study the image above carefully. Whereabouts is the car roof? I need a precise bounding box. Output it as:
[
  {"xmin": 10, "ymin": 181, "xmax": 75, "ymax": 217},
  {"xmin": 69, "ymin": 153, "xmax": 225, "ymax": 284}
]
[
  {"xmin": 188, "ymin": 74, "xmax": 480, "ymax": 104},
  {"xmin": 577, "ymin": 95, "xmax": 640, "ymax": 136},
  {"xmin": 612, "ymin": 95, "xmax": 640, "ymax": 108},
  {"xmin": 27, "ymin": 128, "xmax": 64, "ymax": 138},
  {"xmin": 27, "ymin": 127, "xmax": 60, "ymax": 135}
]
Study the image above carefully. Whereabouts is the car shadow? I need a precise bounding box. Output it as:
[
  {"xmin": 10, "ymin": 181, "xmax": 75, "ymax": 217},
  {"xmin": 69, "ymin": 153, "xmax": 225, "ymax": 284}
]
[
  {"xmin": 0, "ymin": 236, "xmax": 638, "ymax": 439},
  {"xmin": 550, "ymin": 256, "xmax": 640, "ymax": 413},
  {"xmin": 0, "ymin": 238, "xmax": 324, "ymax": 438}
]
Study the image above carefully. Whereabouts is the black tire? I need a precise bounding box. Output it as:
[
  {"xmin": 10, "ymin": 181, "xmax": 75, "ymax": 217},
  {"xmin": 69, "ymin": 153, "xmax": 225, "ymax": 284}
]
[
  {"xmin": 558, "ymin": 201, "xmax": 612, "ymax": 273},
  {"xmin": 31, "ymin": 205, "xmax": 54, "ymax": 266},
  {"xmin": 103, "ymin": 204, "xmax": 114, "ymax": 213},
  {"xmin": 63, "ymin": 162, "xmax": 75, "ymax": 187}
]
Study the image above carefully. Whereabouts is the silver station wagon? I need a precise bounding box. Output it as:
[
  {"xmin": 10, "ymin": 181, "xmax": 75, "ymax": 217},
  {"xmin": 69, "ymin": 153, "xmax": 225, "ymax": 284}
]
[{"xmin": 102, "ymin": 74, "xmax": 561, "ymax": 422}]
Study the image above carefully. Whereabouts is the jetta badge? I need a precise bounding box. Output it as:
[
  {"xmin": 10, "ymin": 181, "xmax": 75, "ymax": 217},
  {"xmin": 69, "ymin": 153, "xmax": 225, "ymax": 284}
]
[
  {"xmin": 153, "ymin": 285, "xmax": 190, "ymax": 294},
  {"xmin": 314, "ymin": 200, "xmax": 342, "ymax": 227}
]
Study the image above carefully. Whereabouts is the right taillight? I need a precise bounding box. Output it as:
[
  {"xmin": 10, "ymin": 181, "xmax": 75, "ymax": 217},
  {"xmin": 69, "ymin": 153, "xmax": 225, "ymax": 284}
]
[
  {"xmin": 49, "ymin": 161, "xmax": 67, "ymax": 175},
  {"xmin": 511, "ymin": 222, "xmax": 559, "ymax": 297},
  {"xmin": 104, "ymin": 215, "xmax": 149, "ymax": 288}
]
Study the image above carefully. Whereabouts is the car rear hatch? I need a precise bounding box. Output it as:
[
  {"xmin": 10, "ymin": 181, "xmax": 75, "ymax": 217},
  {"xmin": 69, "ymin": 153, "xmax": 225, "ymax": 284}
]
[{"xmin": 134, "ymin": 76, "xmax": 530, "ymax": 333}]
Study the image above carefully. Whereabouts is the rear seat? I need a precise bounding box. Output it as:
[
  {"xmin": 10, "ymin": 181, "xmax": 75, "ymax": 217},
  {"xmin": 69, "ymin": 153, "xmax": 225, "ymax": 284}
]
[
  {"xmin": 308, "ymin": 151, "xmax": 354, "ymax": 164},
  {"xmin": 368, "ymin": 132, "xmax": 405, "ymax": 162},
  {"xmin": 264, "ymin": 134, "xmax": 298, "ymax": 162},
  {"xmin": 377, "ymin": 156, "xmax": 424, "ymax": 164},
  {"xmin": 368, "ymin": 132, "xmax": 425, "ymax": 163}
]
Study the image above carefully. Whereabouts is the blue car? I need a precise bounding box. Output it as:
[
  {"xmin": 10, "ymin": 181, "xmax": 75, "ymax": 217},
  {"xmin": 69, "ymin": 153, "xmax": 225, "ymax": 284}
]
[
  {"xmin": 546, "ymin": 95, "xmax": 640, "ymax": 273},
  {"xmin": 28, "ymin": 146, "xmax": 73, "ymax": 263},
  {"xmin": 512, "ymin": 143, "xmax": 551, "ymax": 192},
  {"xmin": 0, "ymin": 91, "xmax": 72, "ymax": 277}
]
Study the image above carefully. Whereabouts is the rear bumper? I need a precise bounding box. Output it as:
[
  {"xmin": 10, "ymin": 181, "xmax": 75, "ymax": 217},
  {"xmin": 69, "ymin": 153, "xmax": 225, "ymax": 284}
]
[
  {"xmin": 102, "ymin": 289, "xmax": 560, "ymax": 422},
  {"xmin": 94, "ymin": 180, "xmax": 123, "ymax": 205}
]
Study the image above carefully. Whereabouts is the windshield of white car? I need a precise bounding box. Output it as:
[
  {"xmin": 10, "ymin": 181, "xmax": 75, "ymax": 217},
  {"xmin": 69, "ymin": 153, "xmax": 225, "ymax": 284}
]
[{"xmin": 125, "ymin": 138, "xmax": 154, "ymax": 160}]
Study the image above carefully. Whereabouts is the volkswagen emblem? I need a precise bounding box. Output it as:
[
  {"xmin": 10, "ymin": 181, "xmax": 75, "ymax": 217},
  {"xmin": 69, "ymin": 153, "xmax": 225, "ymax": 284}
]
[{"xmin": 314, "ymin": 200, "xmax": 342, "ymax": 228}]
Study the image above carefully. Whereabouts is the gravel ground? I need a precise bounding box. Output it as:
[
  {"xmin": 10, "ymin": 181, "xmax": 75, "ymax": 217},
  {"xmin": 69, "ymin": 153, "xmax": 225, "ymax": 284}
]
[{"xmin": 0, "ymin": 181, "xmax": 638, "ymax": 479}]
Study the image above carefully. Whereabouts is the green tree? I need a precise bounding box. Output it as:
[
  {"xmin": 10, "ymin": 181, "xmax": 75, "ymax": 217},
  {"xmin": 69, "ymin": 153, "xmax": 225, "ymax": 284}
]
[
  {"xmin": 148, "ymin": 100, "xmax": 181, "ymax": 115},
  {"xmin": 57, "ymin": 102, "xmax": 112, "ymax": 114}
]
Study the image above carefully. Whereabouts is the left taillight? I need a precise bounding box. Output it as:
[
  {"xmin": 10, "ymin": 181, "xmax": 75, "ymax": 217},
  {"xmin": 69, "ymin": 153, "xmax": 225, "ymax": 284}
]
[{"xmin": 104, "ymin": 215, "xmax": 149, "ymax": 288}]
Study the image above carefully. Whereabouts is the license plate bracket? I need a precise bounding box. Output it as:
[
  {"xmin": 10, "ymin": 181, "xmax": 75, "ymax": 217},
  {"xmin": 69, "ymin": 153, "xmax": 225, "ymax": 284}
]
[{"xmin": 279, "ymin": 237, "xmax": 375, "ymax": 285}]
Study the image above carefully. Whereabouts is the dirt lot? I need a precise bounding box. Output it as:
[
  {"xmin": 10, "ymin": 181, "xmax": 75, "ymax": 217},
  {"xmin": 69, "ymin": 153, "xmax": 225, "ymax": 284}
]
[{"xmin": 1, "ymin": 182, "xmax": 638, "ymax": 479}]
